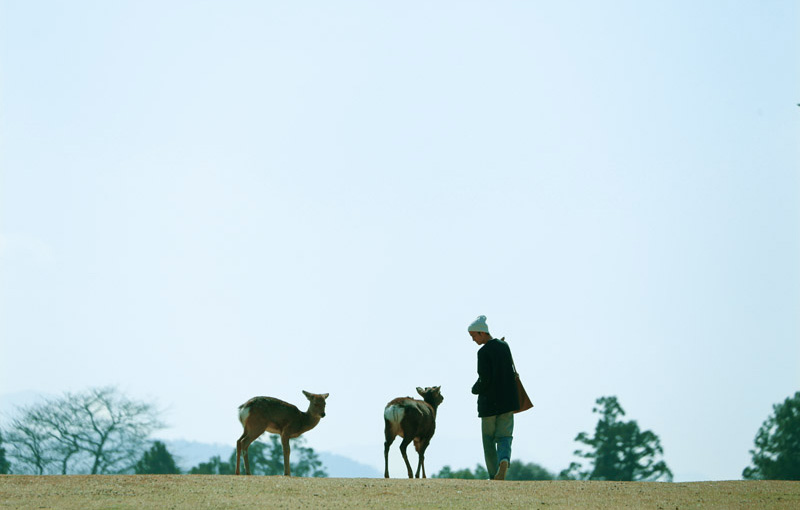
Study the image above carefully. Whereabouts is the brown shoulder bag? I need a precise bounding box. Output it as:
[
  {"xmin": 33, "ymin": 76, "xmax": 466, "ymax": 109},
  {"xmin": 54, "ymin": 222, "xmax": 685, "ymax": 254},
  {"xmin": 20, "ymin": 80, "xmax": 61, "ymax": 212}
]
[{"xmin": 501, "ymin": 337, "xmax": 534, "ymax": 414}]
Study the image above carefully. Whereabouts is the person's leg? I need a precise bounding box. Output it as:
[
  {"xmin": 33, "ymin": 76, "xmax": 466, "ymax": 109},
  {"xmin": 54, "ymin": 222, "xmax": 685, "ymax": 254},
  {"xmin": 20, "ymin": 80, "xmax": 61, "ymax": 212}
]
[
  {"xmin": 481, "ymin": 416, "xmax": 498, "ymax": 479},
  {"xmin": 494, "ymin": 412, "xmax": 514, "ymax": 480}
]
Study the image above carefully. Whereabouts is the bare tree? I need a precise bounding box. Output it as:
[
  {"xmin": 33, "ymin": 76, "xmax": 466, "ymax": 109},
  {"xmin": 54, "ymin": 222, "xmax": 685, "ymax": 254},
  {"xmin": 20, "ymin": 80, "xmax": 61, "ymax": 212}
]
[
  {"xmin": 5, "ymin": 387, "xmax": 164, "ymax": 474},
  {"xmin": 4, "ymin": 417, "xmax": 58, "ymax": 474}
]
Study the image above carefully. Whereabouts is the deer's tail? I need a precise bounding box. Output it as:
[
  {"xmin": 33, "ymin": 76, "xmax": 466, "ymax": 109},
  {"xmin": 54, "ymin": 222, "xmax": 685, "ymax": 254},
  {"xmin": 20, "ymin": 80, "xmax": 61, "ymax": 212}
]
[
  {"xmin": 384, "ymin": 404, "xmax": 405, "ymax": 436},
  {"xmin": 238, "ymin": 402, "xmax": 251, "ymax": 427}
]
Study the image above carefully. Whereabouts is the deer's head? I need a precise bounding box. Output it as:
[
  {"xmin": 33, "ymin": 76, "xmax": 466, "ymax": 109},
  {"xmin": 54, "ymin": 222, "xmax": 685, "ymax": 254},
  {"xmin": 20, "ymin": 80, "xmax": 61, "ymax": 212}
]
[
  {"xmin": 416, "ymin": 386, "xmax": 443, "ymax": 407},
  {"xmin": 302, "ymin": 390, "xmax": 329, "ymax": 418}
]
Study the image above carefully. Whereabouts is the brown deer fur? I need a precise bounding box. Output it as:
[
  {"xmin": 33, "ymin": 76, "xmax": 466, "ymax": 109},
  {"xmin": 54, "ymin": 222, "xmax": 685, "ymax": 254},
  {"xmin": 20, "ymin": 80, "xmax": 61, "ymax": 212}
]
[
  {"xmin": 235, "ymin": 391, "xmax": 329, "ymax": 475},
  {"xmin": 383, "ymin": 386, "xmax": 443, "ymax": 478}
]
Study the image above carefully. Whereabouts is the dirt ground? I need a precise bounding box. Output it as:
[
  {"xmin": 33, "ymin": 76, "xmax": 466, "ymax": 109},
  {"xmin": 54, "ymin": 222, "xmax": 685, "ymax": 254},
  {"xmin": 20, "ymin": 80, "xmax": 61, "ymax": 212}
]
[{"xmin": 1, "ymin": 476, "xmax": 798, "ymax": 510}]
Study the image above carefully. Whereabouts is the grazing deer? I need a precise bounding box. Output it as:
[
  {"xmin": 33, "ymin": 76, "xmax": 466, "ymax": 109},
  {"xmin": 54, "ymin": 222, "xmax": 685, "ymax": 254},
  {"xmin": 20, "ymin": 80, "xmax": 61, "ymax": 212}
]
[
  {"xmin": 235, "ymin": 391, "xmax": 329, "ymax": 476},
  {"xmin": 383, "ymin": 386, "xmax": 443, "ymax": 479}
]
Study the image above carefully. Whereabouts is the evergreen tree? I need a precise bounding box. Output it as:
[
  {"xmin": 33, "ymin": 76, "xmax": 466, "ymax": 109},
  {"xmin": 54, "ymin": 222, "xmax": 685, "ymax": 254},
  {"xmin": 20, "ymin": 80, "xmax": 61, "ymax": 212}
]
[
  {"xmin": 190, "ymin": 436, "xmax": 327, "ymax": 477},
  {"xmin": 506, "ymin": 460, "xmax": 555, "ymax": 481},
  {"xmin": 189, "ymin": 455, "xmax": 234, "ymax": 475},
  {"xmin": 433, "ymin": 464, "xmax": 484, "ymax": 479},
  {"xmin": 228, "ymin": 436, "xmax": 326, "ymax": 477},
  {"xmin": 743, "ymin": 391, "xmax": 800, "ymax": 480},
  {"xmin": 564, "ymin": 396, "xmax": 672, "ymax": 481},
  {"xmin": 434, "ymin": 461, "xmax": 554, "ymax": 480},
  {"xmin": 0, "ymin": 431, "xmax": 11, "ymax": 474},
  {"xmin": 134, "ymin": 441, "xmax": 181, "ymax": 474}
]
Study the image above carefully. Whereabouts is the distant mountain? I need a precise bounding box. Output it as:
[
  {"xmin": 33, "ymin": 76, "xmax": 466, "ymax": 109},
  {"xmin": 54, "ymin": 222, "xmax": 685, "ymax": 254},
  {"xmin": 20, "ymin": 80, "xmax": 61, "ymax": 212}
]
[
  {"xmin": 161, "ymin": 440, "xmax": 233, "ymax": 472},
  {"xmin": 160, "ymin": 439, "xmax": 381, "ymax": 478},
  {"xmin": 315, "ymin": 451, "xmax": 382, "ymax": 478}
]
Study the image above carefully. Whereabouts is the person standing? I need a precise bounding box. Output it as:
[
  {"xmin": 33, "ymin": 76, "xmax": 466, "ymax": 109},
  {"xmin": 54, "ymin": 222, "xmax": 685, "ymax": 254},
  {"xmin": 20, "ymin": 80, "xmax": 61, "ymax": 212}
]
[{"xmin": 469, "ymin": 315, "xmax": 519, "ymax": 480}]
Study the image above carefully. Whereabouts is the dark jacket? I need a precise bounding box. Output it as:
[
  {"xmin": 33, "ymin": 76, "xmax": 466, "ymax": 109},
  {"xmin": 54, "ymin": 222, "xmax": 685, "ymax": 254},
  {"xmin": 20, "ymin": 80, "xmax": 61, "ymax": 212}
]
[{"xmin": 471, "ymin": 338, "xmax": 519, "ymax": 417}]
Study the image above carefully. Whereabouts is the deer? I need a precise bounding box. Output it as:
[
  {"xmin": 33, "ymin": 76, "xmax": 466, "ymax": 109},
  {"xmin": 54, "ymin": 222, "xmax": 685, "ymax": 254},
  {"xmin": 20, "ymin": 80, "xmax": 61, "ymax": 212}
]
[
  {"xmin": 235, "ymin": 390, "xmax": 329, "ymax": 476},
  {"xmin": 383, "ymin": 386, "xmax": 443, "ymax": 479}
]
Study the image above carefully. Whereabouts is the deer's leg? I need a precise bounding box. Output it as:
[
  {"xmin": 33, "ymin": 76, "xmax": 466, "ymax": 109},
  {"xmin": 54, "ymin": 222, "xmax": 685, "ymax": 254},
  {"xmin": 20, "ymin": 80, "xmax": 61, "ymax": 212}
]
[
  {"xmin": 238, "ymin": 425, "xmax": 265, "ymax": 475},
  {"xmin": 384, "ymin": 421, "xmax": 395, "ymax": 479},
  {"xmin": 281, "ymin": 434, "xmax": 292, "ymax": 476},
  {"xmin": 235, "ymin": 434, "xmax": 243, "ymax": 475},
  {"xmin": 236, "ymin": 431, "xmax": 250, "ymax": 475},
  {"xmin": 399, "ymin": 436, "xmax": 414, "ymax": 479},
  {"xmin": 415, "ymin": 439, "xmax": 430, "ymax": 479},
  {"xmin": 244, "ymin": 447, "xmax": 251, "ymax": 475}
]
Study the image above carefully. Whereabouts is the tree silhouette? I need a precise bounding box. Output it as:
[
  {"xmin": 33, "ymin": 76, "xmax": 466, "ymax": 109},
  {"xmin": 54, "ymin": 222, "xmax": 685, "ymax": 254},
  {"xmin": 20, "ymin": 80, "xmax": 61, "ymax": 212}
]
[
  {"xmin": 434, "ymin": 461, "xmax": 554, "ymax": 480},
  {"xmin": 188, "ymin": 455, "xmax": 234, "ymax": 475},
  {"xmin": 134, "ymin": 441, "xmax": 181, "ymax": 474},
  {"xmin": 5, "ymin": 387, "xmax": 163, "ymax": 474},
  {"xmin": 433, "ymin": 464, "xmax": 488, "ymax": 479},
  {"xmin": 0, "ymin": 431, "xmax": 11, "ymax": 474},
  {"xmin": 506, "ymin": 460, "xmax": 556, "ymax": 480},
  {"xmin": 190, "ymin": 436, "xmax": 326, "ymax": 477},
  {"xmin": 229, "ymin": 436, "xmax": 326, "ymax": 477},
  {"xmin": 563, "ymin": 396, "xmax": 672, "ymax": 481},
  {"xmin": 743, "ymin": 391, "xmax": 800, "ymax": 480}
]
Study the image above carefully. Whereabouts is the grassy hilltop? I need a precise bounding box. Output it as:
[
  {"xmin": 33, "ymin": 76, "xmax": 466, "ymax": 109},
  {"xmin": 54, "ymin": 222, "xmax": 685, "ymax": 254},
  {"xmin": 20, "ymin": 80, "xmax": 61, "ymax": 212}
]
[{"xmin": 1, "ymin": 476, "xmax": 799, "ymax": 510}]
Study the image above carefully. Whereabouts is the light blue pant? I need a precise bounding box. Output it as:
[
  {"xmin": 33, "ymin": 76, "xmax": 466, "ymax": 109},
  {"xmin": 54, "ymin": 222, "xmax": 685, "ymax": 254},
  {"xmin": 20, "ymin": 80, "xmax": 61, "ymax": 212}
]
[{"xmin": 481, "ymin": 412, "xmax": 514, "ymax": 478}]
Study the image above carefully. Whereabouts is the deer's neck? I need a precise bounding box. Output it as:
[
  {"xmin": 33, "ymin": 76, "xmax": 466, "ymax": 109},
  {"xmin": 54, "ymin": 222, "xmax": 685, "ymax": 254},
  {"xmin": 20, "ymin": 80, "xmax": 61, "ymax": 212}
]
[
  {"xmin": 423, "ymin": 399, "xmax": 441, "ymax": 417},
  {"xmin": 299, "ymin": 408, "xmax": 321, "ymax": 431}
]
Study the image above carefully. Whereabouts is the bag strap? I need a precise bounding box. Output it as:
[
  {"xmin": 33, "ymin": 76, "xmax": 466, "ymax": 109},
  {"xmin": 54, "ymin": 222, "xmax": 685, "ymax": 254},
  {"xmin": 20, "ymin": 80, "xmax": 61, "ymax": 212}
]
[{"xmin": 500, "ymin": 337, "xmax": 519, "ymax": 375}]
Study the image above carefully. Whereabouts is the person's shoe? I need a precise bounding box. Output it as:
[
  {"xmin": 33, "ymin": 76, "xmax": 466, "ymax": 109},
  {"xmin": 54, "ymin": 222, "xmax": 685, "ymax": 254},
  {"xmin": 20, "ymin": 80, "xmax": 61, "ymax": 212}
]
[{"xmin": 494, "ymin": 460, "xmax": 509, "ymax": 480}]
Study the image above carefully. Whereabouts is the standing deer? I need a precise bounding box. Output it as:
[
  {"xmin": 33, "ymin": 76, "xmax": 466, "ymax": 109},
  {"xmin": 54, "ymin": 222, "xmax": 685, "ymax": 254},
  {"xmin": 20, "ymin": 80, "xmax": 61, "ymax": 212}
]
[
  {"xmin": 235, "ymin": 390, "xmax": 329, "ymax": 476},
  {"xmin": 383, "ymin": 386, "xmax": 443, "ymax": 479}
]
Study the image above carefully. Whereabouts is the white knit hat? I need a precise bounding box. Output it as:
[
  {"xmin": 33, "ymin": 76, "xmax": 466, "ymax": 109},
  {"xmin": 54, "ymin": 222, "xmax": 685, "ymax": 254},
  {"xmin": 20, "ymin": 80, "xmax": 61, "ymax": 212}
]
[{"xmin": 468, "ymin": 315, "xmax": 490, "ymax": 333}]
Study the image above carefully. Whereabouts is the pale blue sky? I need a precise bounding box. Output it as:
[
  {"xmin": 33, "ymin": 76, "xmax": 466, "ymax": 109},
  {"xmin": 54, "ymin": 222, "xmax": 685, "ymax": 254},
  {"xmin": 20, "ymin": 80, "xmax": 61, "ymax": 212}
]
[{"xmin": 1, "ymin": 1, "xmax": 798, "ymax": 481}]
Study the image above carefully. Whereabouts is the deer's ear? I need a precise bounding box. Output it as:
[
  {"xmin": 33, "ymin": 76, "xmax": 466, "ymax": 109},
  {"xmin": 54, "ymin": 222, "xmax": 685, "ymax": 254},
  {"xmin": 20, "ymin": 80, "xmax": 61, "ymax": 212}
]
[
  {"xmin": 416, "ymin": 387, "xmax": 425, "ymax": 396},
  {"xmin": 302, "ymin": 390, "xmax": 312, "ymax": 400},
  {"xmin": 321, "ymin": 393, "xmax": 329, "ymax": 399},
  {"xmin": 433, "ymin": 386, "xmax": 441, "ymax": 393}
]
